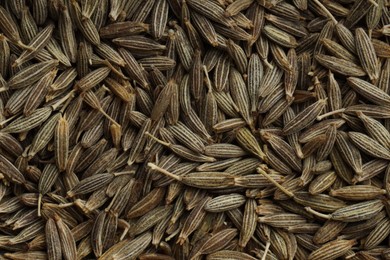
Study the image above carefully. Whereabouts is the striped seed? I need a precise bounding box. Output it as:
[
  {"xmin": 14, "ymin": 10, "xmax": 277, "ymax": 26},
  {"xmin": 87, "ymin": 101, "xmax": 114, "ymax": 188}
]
[
  {"xmin": 348, "ymin": 131, "xmax": 390, "ymax": 160},
  {"xmin": 8, "ymin": 60, "xmax": 59, "ymax": 89},
  {"xmin": 308, "ymin": 239, "xmax": 356, "ymax": 260},
  {"xmin": 54, "ymin": 215, "xmax": 77, "ymax": 260},
  {"xmin": 45, "ymin": 218, "xmax": 62, "ymax": 260},
  {"xmin": 55, "ymin": 115, "xmax": 69, "ymax": 172},
  {"xmin": 315, "ymin": 54, "xmax": 366, "ymax": 77},
  {"xmin": 355, "ymin": 27, "xmax": 379, "ymax": 82}
]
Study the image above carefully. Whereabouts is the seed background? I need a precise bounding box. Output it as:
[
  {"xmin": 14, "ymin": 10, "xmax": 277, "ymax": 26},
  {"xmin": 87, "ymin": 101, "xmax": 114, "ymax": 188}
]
[{"xmin": 0, "ymin": 0, "xmax": 390, "ymax": 259}]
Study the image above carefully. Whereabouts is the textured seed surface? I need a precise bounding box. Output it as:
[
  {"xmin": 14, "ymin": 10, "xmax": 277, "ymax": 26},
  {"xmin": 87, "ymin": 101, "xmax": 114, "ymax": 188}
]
[{"xmin": 0, "ymin": 1, "xmax": 388, "ymax": 259}]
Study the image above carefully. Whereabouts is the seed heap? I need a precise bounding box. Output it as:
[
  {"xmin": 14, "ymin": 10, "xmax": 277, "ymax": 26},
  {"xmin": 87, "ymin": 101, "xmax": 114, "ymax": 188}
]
[{"xmin": 0, "ymin": 0, "xmax": 389, "ymax": 259}]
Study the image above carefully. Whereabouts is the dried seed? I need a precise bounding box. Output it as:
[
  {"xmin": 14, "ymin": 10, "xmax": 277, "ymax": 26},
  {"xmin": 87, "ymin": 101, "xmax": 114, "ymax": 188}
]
[
  {"xmin": 45, "ymin": 218, "xmax": 62, "ymax": 260},
  {"xmin": 347, "ymin": 76, "xmax": 390, "ymax": 106},
  {"xmin": 8, "ymin": 60, "xmax": 59, "ymax": 89},
  {"xmin": 315, "ymin": 54, "xmax": 366, "ymax": 77},
  {"xmin": 308, "ymin": 239, "xmax": 356, "ymax": 260},
  {"xmin": 330, "ymin": 185, "xmax": 386, "ymax": 200},
  {"xmin": 264, "ymin": 25, "xmax": 298, "ymax": 48},
  {"xmin": 283, "ymin": 99, "xmax": 327, "ymax": 135},
  {"xmin": 348, "ymin": 131, "xmax": 390, "ymax": 160},
  {"xmin": 204, "ymin": 194, "xmax": 246, "ymax": 213}
]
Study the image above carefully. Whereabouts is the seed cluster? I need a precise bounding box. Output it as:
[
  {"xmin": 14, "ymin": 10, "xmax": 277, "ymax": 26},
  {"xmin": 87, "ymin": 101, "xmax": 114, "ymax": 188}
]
[{"xmin": 0, "ymin": 0, "xmax": 389, "ymax": 259}]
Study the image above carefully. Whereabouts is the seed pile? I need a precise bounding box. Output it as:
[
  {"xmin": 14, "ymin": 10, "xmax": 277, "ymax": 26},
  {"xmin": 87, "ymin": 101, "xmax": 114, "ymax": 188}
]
[{"xmin": 0, "ymin": 0, "xmax": 389, "ymax": 259}]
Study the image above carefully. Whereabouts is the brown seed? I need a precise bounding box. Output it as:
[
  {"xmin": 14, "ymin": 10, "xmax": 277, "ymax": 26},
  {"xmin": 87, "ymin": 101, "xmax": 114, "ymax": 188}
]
[
  {"xmin": 348, "ymin": 131, "xmax": 390, "ymax": 160},
  {"xmin": 364, "ymin": 218, "xmax": 390, "ymax": 250},
  {"xmin": 186, "ymin": 0, "xmax": 235, "ymax": 28},
  {"xmin": 54, "ymin": 215, "xmax": 77, "ymax": 260},
  {"xmin": 347, "ymin": 76, "xmax": 390, "ymax": 106},
  {"xmin": 261, "ymin": 130, "xmax": 302, "ymax": 171},
  {"xmin": 315, "ymin": 54, "xmax": 366, "ymax": 77},
  {"xmin": 335, "ymin": 131, "xmax": 363, "ymax": 176},
  {"xmin": 308, "ymin": 239, "xmax": 356, "ymax": 260},
  {"xmin": 330, "ymin": 185, "xmax": 386, "ymax": 200},
  {"xmin": 8, "ymin": 60, "xmax": 59, "ymax": 89},
  {"xmin": 100, "ymin": 232, "xmax": 152, "ymax": 260},
  {"xmin": 309, "ymin": 200, "xmax": 385, "ymax": 222},
  {"xmin": 294, "ymin": 192, "xmax": 347, "ymax": 213},
  {"xmin": 14, "ymin": 23, "xmax": 55, "ymax": 67},
  {"xmin": 264, "ymin": 25, "xmax": 298, "ymax": 48},
  {"xmin": 127, "ymin": 187, "xmax": 165, "ymax": 219},
  {"xmin": 355, "ymin": 28, "xmax": 379, "ymax": 82},
  {"xmin": 177, "ymin": 196, "xmax": 210, "ymax": 245},
  {"xmin": 207, "ymin": 250, "xmax": 257, "ymax": 260},
  {"xmin": 45, "ymin": 218, "xmax": 62, "ymax": 260},
  {"xmin": 283, "ymin": 99, "xmax": 327, "ymax": 135},
  {"xmin": 149, "ymin": 0, "xmax": 169, "ymax": 39},
  {"xmin": 236, "ymin": 127, "xmax": 266, "ymax": 160},
  {"xmin": 238, "ymin": 198, "xmax": 257, "ymax": 248},
  {"xmin": 54, "ymin": 115, "xmax": 69, "ymax": 172},
  {"xmin": 309, "ymin": 171, "xmax": 337, "ymax": 195},
  {"xmin": 74, "ymin": 67, "xmax": 111, "ymax": 92}
]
